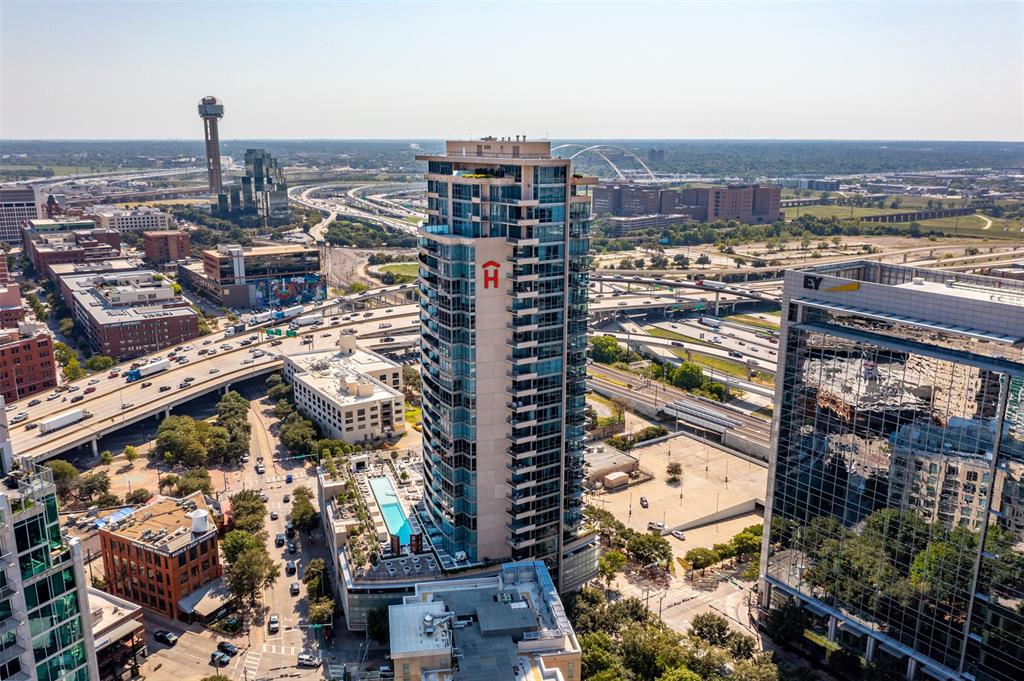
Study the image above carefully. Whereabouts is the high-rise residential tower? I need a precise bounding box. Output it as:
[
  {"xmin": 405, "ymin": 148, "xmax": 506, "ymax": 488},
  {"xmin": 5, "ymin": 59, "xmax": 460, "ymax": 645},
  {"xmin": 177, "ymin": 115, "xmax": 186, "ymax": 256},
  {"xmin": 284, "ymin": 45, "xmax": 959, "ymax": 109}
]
[
  {"xmin": 760, "ymin": 262, "xmax": 1024, "ymax": 681},
  {"xmin": 197, "ymin": 96, "xmax": 224, "ymax": 194},
  {"xmin": 415, "ymin": 138, "xmax": 598, "ymax": 591},
  {"xmin": 0, "ymin": 403, "xmax": 99, "ymax": 680}
]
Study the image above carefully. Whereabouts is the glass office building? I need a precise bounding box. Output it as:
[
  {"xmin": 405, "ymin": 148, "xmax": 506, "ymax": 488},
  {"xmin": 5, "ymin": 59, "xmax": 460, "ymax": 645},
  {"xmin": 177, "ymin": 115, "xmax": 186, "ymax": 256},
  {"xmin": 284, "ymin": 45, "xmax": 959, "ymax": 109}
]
[
  {"xmin": 415, "ymin": 139, "xmax": 598, "ymax": 591},
  {"xmin": 761, "ymin": 262, "xmax": 1024, "ymax": 681},
  {"xmin": 0, "ymin": 460, "xmax": 98, "ymax": 681}
]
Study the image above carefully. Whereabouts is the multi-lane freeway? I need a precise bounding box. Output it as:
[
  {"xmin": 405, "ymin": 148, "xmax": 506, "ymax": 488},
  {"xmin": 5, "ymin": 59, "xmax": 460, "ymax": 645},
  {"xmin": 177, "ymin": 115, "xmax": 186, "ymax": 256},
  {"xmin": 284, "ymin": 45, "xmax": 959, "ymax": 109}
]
[{"xmin": 7, "ymin": 310, "xmax": 420, "ymax": 461}]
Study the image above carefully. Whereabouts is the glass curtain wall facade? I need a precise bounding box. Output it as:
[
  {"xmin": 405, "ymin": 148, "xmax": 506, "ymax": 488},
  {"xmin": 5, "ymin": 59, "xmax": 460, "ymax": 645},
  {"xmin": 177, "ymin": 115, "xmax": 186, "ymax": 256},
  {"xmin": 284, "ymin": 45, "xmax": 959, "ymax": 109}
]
[
  {"xmin": 0, "ymin": 464, "xmax": 97, "ymax": 681},
  {"xmin": 416, "ymin": 140, "xmax": 597, "ymax": 590},
  {"xmin": 761, "ymin": 262, "xmax": 1024, "ymax": 681}
]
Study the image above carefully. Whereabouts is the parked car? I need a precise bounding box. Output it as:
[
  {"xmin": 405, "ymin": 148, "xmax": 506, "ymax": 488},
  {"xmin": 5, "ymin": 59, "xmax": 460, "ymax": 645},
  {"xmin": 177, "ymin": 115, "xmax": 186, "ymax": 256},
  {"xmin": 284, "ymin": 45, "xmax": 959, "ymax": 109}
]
[
  {"xmin": 217, "ymin": 642, "xmax": 239, "ymax": 657},
  {"xmin": 639, "ymin": 496, "xmax": 649, "ymax": 508},
  {"xmin": 268, "ymin": 615, "xmax": 280, "ymax": 634},
  {"xmin": 276, "ymin": 534, "xmax": 285, "ymax": 547},
  {"xmin": 210, "ymin": 651, "xmax": 231, "ymax": 667},
  {"xmin": 286, "ymin": 561, "xmax": 296, "ymax": 575},
  {"xmin": 290, "ymin": 582, "xmax": 301, "ymax": 596},
  {"xmin": 647, "ymin": 521, "xmax": 666, "ymax": 532},
  {"xmin": 297, "ymin": 653, "xmax": 320, "ymax": 667},
  {"xmin": 154, "ymin": 630, "xmax": 178, "ymax": 646},
  {"xmin": 288, "ymin": 542, "xmax": 297, "ymax": 554}
]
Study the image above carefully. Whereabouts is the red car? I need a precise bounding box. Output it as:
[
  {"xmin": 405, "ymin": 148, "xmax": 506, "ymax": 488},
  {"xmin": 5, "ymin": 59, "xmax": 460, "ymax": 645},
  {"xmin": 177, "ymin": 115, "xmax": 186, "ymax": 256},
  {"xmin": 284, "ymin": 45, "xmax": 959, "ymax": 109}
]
[
  {"xmin": 108, "ymin": 371, "xmax": 119, "ymax": 378},
  {"xmin": 84, "ymin": 387, "xmax": 96, "ymax": 394}
]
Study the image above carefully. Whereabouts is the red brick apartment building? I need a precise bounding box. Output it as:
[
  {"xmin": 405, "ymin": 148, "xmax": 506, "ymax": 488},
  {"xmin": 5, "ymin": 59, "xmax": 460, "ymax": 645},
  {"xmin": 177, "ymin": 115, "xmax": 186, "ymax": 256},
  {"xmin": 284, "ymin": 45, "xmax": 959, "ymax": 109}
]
[
  {"xmin": 99, "ymin": 493, "xmax": 222, "ymax": 620},
  {"xmin": 143, "ymin": 230, "xmax": 190, "ymax": 264},
  {"xmin": 0, "ymin": 323, "xmax": 57, "ymax": 402}
]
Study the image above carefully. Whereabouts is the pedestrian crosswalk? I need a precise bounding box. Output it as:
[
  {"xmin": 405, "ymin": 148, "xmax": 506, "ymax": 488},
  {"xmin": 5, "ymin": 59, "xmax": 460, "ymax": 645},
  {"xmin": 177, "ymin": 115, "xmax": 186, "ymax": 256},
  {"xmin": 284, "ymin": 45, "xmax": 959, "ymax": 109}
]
[
  {"xmin": 242, "ymin": 649, "xmax": 262, "ymax": 677},
  {"xmin": 262, "ymin": 643, "xmax": 300, "ymax": 656}
]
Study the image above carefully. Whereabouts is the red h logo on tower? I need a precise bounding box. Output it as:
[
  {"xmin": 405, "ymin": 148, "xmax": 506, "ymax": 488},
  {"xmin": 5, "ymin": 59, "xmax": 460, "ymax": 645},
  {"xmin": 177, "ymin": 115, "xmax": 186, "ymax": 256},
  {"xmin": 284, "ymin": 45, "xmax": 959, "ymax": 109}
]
[{"xmin": 481, "ymin": 260, "xmax": 500, "ymax": 289}]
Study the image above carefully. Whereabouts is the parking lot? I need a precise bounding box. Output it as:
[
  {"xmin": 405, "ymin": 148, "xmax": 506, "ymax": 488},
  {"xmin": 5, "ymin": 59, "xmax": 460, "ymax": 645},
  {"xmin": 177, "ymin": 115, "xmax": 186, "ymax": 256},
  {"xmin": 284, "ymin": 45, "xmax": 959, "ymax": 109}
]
[{"xmin": 588, "ymin": 434, "xmax": 767, "ymax": 555}]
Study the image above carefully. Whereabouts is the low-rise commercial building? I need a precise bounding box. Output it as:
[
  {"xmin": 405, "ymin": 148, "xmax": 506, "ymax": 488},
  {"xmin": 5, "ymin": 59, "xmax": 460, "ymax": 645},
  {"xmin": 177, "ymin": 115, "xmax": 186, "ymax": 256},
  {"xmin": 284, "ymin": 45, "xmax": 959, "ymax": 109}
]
[
  {"xmin": 606, "ymin": 213, "xmax": 692, "ymax": 236},
  {"xmin": 21, "ymin": 218, "xmax": 121, "ymax": 280},
  {"xmin": 143, "ymin": 230, "xmax": 190, "ymax": 264},
  {"xmin": 87, "ymin": 587, "xmax": 147, "ymax": 681},
  {"xmin": 59, "ymin": 270, "xmax": 199, "ymax": 360},
  {"xmin": 283, "ymin": 336, "xmax": 404, "ymax": 444},
  {"xmin": 0, "ymin": 282, "xmax": 24, "ymax": 328},
  {"xmin": 98, "ymin": 493, "xmax": 222, "ymax": 621},
  {"xmin": 0, "ymin": 185, "xmax": 42, "ymax": 244},
  {"xmin": 179, "ymin": 243, "xmax": 322, "ymax": 308},
  {"xmin": 88, "ymin": 205, "xmax": 172, "ymax": 233},
  {"xmin": 0, "ymin": 322, "xmax": 57, "ymax": 402},
  {"xmin": 388, "ymin": 561, "xmax": 581, "ymax": 681},
  {"xmin": 48, "ymin": 258, "xmax": 146, "ymax": 281}
]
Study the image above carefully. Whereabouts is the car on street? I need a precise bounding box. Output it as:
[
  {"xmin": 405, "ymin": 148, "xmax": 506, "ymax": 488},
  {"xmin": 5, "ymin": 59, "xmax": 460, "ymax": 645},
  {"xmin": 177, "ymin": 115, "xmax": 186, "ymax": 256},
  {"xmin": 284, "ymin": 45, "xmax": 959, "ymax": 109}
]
[
  {"xmin": 286, "ymin": 560, "xmax": 296, "ymax": 575},
  {"xmin": 290, "ymin": 582, "xmax": 300, "ymax": 596},
  {"xmin": 671, "ymin": 530, "xmax": 686, "ymax": 541},
  {"xmin": 46, "ymin": 393, "xmax": 60, "ymax": 401},
  {"xmin": 84, "ymin": 387, "xmax": 96, "ymax": 394},
  {"xmin": 297, "ymin": 653, "xmax": 320, "ymax": 668},
  {"xmin": 70, "ymin": 395, "xmax": 84, "ymax": 403},
  {"xmin": 159, "ymin": 385, "xmax": 171, "ymax": 392},
  {"xmin": 210, "ymin": 651, "xmax": 230, "ymax": 667},
  {"xmin": 285, "ymin": 473, "xmax": 293, "ymax": 483},
  {"xmin": 639, "ymin": 496, "xmax": 649, "ymax": 508},
  {"xmin": 217, "ymin": 641, "xmax": 239, "ymax": 656},
  {"xmin": 275, "ymin": 533, "xmax": 285, "ymax": 547},
  {"xmin": 268, "ymin": 615, "xmax": 280, "ymax": 634},
  {"xmin": 121, "ymin": 402, "xmax": 134, "ymax": 410},
  {"xmin": 141, "ymin": 381, "xmax": 152, "ymax": 388},
  {"xmin": 108, "ymin": 371, "xmax": 119, "ymax": 378},
  {"xmin": 242, "ymin": 358, "xmax": 254, "ymax": 364},
  {"xmin": 67, "ymin": 385, "xmax": 80, "ymax": 392},
  {"xmin": 256, "ymin": 464, "xmax": 265, "ymax": 474},
  {"xmin": 209, "ymin": 368, "xmax": 219, "ymax": 374},
  {"xmin": 259, "ymin": 492, "xmax": 268, "ymax": 502},
  {"xmin": 288, "ymin": 542, "xmax": 297, "ymax": 554},
  {"xmin": 283, "ymin": 494, "xmax": 290, "ymax": 503},
  {"xmin": 647, "ymin": 521, "xmax": 666, "ymax": 532},
  {"xmin": 88, "ymin": 379, "xmax": 100, "ymax": 385},
  {"xmin": 270, "ymin": 511, "xmax": 279, "ymax": 520},
  {"xmin": 25, "ymin": 423, "xmax": 37, "ymax": 430},
  {"xmin": 154, "ymin": 630, "xmax": 178, "ymax": 646},
  {"xmin": 286, "ymin": 522, "xmax": 295, "ymax": 538}
]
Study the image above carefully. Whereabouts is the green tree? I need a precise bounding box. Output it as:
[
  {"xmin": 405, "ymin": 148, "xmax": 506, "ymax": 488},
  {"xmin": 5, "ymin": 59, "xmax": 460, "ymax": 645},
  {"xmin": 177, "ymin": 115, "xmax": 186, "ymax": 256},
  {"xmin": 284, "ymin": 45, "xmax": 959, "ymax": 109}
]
[
  {"xmin": 671, "ymin": 363, "xmax": 704, "ymax": 391},
  {"xmin": 95, "ymin": 493, "xmax": 120, "ymax": 508},
  {"xmin": 696, "ymin": 253, "xmax": 711, "ymax": 267},
  {"xmin": 309, "ymin": 597, "xmax": 335, "ymax": 625},
  {"xmin": 123, "ymin": 446, "xmax": 139, "ymax": 466},
  {"xmin": 666, "ymin": 461, "xmax": 682, "ymax": 479},
  {"xmin": 280, "ymin": 415, "xmax": 318, "ymax": 455},
  {"xmin": 59, "ymin": 317, "xmax": 75, "ymax": 337},
  {"xmin": 224, "ymin": 546, "xmax": 279, "ymax": 609},
  {"xmin": 580, "ymin": 631, "xmax": 626, "ymax": 680},
  {"xmin": 621, "ymin": 623, "xmax": 685, "ymax": 681},
  {"xmin": 83, "ymin": 355, "xmax": 115, "ymax": 371},
  {"xmin": 200, "ymin": 676, "xmax": 232, "ymax": 681},
  {"xmin": 684, "ymin": 547, "xmax": 718, "ymax": 574},
  {"xmin": 303, "ymin": 558, "xmax": 327, "ymax": 597},
  {"xmin": 590, "ymin": 335, "xmax": 623, "ymax": 364},
  {"xmin": 658, "ymin": 668, "xmax": 702, "ymax": 681},
  {"xmin": 230, "ymin": 490, "xmax": 267, "ymax": 535},
  {"xmin": 222, "ymin": 530, "xmax": 263, "ymax": 564},
  {"xmin": 125, "ymin": 489, "xmax": 152, "ymax": 504},
  {"xmin": 366, "ymin": 606, "xmax": 390, "ymax": 645},
  {"xmin": 627, "ymin": 532, "xmax": 672, "ymax": 566},
  {"xmin": 598, "ymin": 549, "xmax": 626, "ymax": 589},
  {"xmin": 63, "ymin": 357, "xmax": 86, "ymax": 381},
  {"xmin": 99, "ymin": 450, "xmax": 113, "ymax": 466},
  {"xmin": 291, "ymin": 485, "xmax": 318, "ymax": 533},
  {"xmin": 689, "ymin": 612, "xmax": 731, "ymax": 647},
  {"xmin": 672, "ymin": 254, "xmax": 690, "ymax": 269},
  {"xmin": 78, "ymin": 471, "xmax": 111, "ymax": 500},
  {"xmin": 45, "ymin": 460, "xmax": 79, "ymax": 498},
  {"xmin": 174, "ymin": 469, "xmax": 213, "ymax": 497}
]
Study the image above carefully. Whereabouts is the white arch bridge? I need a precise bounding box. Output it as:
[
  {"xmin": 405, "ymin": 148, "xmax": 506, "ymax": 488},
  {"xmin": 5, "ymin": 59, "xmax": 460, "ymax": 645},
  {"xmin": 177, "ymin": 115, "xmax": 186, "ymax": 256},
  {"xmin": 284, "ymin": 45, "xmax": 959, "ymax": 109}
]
[{"xmin": 551, "ymin": 144, "xmax": 657, "ymax": 181}]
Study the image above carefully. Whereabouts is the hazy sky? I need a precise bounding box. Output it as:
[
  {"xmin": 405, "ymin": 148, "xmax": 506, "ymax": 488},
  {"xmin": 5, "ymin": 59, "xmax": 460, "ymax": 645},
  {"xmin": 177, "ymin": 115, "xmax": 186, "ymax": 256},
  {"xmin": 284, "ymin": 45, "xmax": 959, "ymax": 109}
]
[{"xmin": 1, "ymin": 1, "xmax": 1021, "ymax": 141}]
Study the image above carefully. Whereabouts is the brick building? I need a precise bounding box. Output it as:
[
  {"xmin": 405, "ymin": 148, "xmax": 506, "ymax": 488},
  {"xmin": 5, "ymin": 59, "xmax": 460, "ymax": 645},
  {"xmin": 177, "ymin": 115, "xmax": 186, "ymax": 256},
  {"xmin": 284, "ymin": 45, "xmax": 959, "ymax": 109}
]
[
  {"xmin": 21, "ymin": 218, "xmax": 121, "ymax": 280},
  {"xmin": 0, "ymin": 282, "xmax": 24, "ymax": 328},
  {"xmin": 0, "ymin": 322, "xmax": 57, "ymax": 402},
  {"xmin": 143, "ymin": 230, "xmax": 190, "ymax": 264},
  {"xmin": 98, "ymin": 493, "xmax": 222, "ymax": 620},
  {"xmin": 593, "ymin": 182, "xmax": 782, "ymax": 224},
  {"xmin": 59, "ymin": 270, "xmax": 199, "ymax": 360}
]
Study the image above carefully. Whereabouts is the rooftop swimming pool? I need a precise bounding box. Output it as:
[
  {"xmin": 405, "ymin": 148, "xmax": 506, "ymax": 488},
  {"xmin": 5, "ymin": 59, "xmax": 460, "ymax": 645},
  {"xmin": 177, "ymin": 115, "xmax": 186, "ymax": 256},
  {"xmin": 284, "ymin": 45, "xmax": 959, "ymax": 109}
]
[{"xmin": 369, "ymin": 476, "xmax": 411, "ymax": 544}]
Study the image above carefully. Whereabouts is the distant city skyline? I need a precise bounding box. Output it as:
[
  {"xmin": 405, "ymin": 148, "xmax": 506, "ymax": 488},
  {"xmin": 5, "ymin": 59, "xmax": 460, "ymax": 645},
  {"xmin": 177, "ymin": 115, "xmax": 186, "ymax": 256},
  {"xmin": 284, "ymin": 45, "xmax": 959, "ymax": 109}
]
[{"xmin": 1, "ymin": 1, "xmax": 1021, "ymax": 141}]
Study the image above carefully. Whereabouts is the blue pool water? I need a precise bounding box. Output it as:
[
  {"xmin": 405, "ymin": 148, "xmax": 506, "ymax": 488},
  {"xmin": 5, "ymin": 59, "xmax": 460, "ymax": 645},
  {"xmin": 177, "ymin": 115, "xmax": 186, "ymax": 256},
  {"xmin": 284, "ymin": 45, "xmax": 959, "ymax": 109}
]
[{"xmin": 369, "ymin": 476, "xmax": 411, "ymax": 544}]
